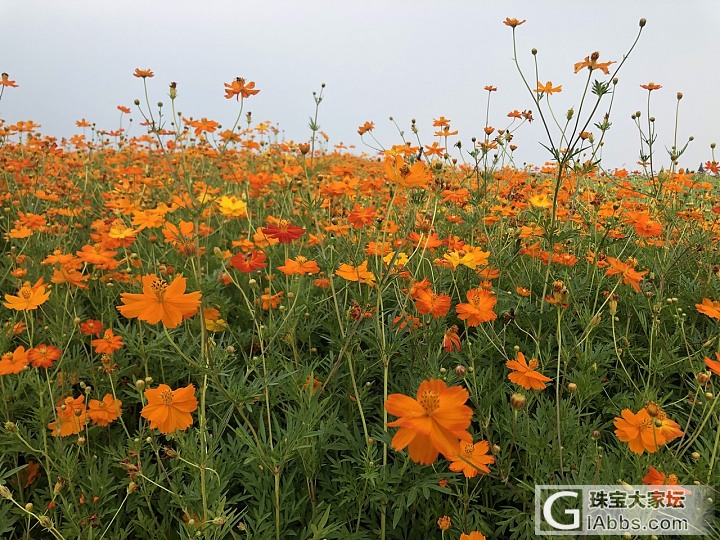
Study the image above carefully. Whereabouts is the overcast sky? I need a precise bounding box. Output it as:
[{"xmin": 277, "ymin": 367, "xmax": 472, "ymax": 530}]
[{"xmin": 2, "ymin": 0, "xmax": 719, "ymax": 170}]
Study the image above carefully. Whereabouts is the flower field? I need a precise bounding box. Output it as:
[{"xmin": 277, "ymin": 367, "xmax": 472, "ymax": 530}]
[{"xmin": 1, "ymin": 17, "xmax": 719, "ymax": 540}]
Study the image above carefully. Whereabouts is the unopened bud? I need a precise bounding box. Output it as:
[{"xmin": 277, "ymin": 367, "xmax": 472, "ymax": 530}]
[
  {"xmin": 691, "ymin": 451, "xmax": 701, "ymax": 461},
  {"xmin": 454, "ymin": 365, "xmax": 466, "ymax": 377},
  {"xmin": 639, "ymin": 18, "xmax": 646, "ymax": 27},
  {"xmin": 510, "ymin": 393, "xmax": 526, "ymax": 410},
  {"xmin": 567, "ymin": 383, "xmax": 577, "ymax": 393}
]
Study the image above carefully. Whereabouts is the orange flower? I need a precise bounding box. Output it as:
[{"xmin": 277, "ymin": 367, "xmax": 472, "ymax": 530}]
[
  {"xmin": 506, "ymin": 351, "xmax": 552, "ymax": 390},
  {"xmin": 28, "ymin": 345, "xmax": 61, "ymax": 369},
  {"xmin": 574, "ymin": 52, "xmax": 616, "ymax": 74},
  {"xmin": 48, "ymin": 395, "xmax": 87, "ymax": 437},
  {"xmin": 613, "ymin": 405, "xmax": 683, "ymax": 454},
  {"xmin": 0, "ymin": 346, "xmax": 30, "ymax": 375},
  {"xmin": 605, "ymin": 257, "xmax": 648, "ymax": 293},
  {"xmin": 414, "ymin": 289, "xmax": 451, "ymax": 318},
  {"xmin": 3, "ymin": 279, "xmax": 51, "ymax": 311},
  {"xmin": 443, "ymin": 326, "xmax": 461, "ymax": 353},
  {"xmin": 141, "ymin": 384, "xmax": 198, "ymax": 434},
  {"xmin": 277, "ymin": 256, "xmax": 320, "ymax": 276},
  {"xmin": 455, "ymin": 288, "xmax": 497, "ymax": 326},
  {"xmin": 347, "ymin": 204, "xmax": 377, "ymax": 228},
  {"xmin": 224, "ymin": 77, "xmax": 260, "ymax": 100},
  {"xmin": 383, "ymin": 155, "xmax": 432, "ymax": 189},
  {"xmin": 643, "ymin": 466, "xmax": 678, "ymax": 486},
  {"xmin": 257, "ymin": 289, "xmax": 284, "ymax": 310},
  {"xmin": 187, "ymin": 117, "xmax": 219, "ymax": 137},
  {"xmin": 516, "ymin": 286, "xmax": 532, "ymax": 297},
  {"xmin": 357, "ymin": 121, "xmax": 375, "ymax": 135},
  {"xmin": 640, "ymin": 82, "xmax": 662, "ymax": 91},
  {"xmin": 624, "ymin": 210, "xmax": 662, "ymax": 237},
  {"xmin": 385, "ymin": 379, "xmax": 473, "ymax": 465},
  {"xmin": 696, "ymin": 298, "xmax": 720, "ymax": 320},
  {"xmin": 87, "ymin": 394, "xmax": 123, "ymax": 427},
  {"xmin": 448, "ymin": 440, "xmax": 494, "ymax": 478},
  {"xmin": 133, "ymin": 68, "xmax": 154, "ymax": 78},
  {"xmin": 502, "ymin": 17, "xmax": 526, "ymax": 28},
  {"xmin": 460, "ymin": 533, "xmax": 487, "ymax": 540},
  {"xmin": 438, "ymin": 516, "xmax": 451, "ymax": 531},
  {"xmin": 705, "ymin": 352, "xmax": 720, "ymax": 376},
  {"xmin": 261, "ymin": 220, "xmax": 306, "ymax": 243},
  {"xmin": 91, "ymin": 329, "xmax": 124, "ymax": 355},
  {"xmin": 79, "ymin": 319, "xmax": 104, "ymax": 337},
  {"xmin": 335, "ymin": 261, "xmax": 376, "ymax": 286},
  {"xmin": 534, "ymin": 81, "xmax": 562, "ymax": 94},
  {"xmin": 117, "ymin": 274, "xmax": 202, "ymax": 328},
  {"xmin": 1, "ymin": 72, "xmax": 19, "ymax": 87},
  {"xmin": 230, "ymin": 250, "xmax": 267, "ymax": 272}
]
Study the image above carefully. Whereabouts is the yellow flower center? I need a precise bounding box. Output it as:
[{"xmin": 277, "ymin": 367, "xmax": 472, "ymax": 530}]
[
  {"xmin": 418, "ymin": 390, "xmax": 440, "ymax": 415},
  {"xmin": 1, "ymin": 353, "xmax": 11, "ymax": 362},
  {"xmin": 462, "ymin": 443, "xmax": 474, "ymax": 456},
  {"xmin": 151, "ymin": 277, "xmax": 168, "ymax": 301},
  {"xmin": 19, "ymin": 287, "xmax": 33, "ymax": 299},
  {"xmin": 160, "ymin": 389, "xmax": 173, "ymax": 405},
  {"xmin": 667, "ymin": 474, "xmax": 678, "ymax": 484},
  {"xmin": 528, "ymin": 358, "xmax": 539, "ymax": 371},
  {"xmin": 639, "ymin": 418, "xmax": 653, "ymax": 431}
]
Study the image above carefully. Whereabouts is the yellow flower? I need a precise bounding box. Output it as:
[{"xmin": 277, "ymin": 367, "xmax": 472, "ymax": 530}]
[{"xmin": 217, "ymin": 196, "xmax": 248, "ymax": 218}]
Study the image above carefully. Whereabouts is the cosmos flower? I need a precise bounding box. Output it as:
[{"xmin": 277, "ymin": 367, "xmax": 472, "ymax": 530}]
[
  {"xmin": 141, "ymin": 384, "xmax": 198, "ymax": 434},
  {"xmin": 117, "ymin": 274, "xmax": 202, "ymax": 328},
  {"xmin": 385, "ymin": 379, "xmax": 473, "ymax": 465}
]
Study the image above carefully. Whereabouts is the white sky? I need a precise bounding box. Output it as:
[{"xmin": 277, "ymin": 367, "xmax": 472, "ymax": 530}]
[{"xmin": 2, "ymin": 0, "xmax": 719, "ymax": 170}]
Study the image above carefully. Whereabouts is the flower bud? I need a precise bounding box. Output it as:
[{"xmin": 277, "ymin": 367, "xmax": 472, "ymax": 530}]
[
  {"xmin": 454, "ymin": 365, "xmax": 466, "ymax": 377},
  {"xmin": 567, "ymin": 382, "xmax": 577, "ymax": 393},
  {"xmin": 691, "ymin": 451, "xmax": 701, "ymax": 461},
  {"xmin": 639, "ymin": 18, "xmax": 646, "ymax": 27},
  {"xmin": 510, "ymin": 393, "xmax": 526, "ymax": 410},
  {"xmin": 0, "ymin": 485, "xmax": 11, "ymax": 499}
]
